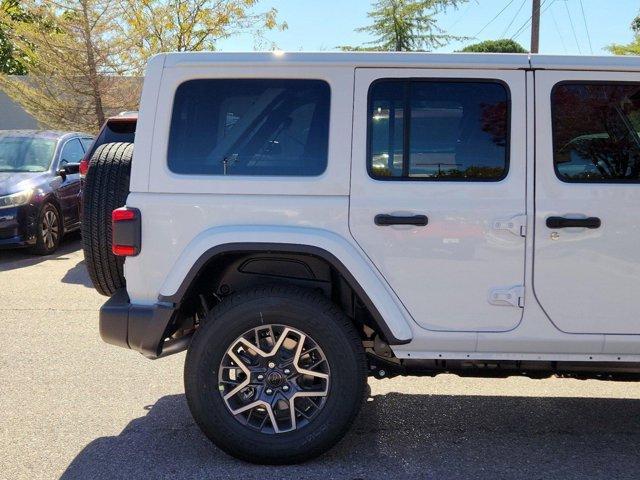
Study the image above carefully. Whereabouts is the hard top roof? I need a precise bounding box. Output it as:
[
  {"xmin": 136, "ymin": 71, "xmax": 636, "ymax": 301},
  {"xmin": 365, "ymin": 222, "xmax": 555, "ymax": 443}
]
[{"xmin": 160, "ymin": 51, "xmax": 640, "ymax": 72}]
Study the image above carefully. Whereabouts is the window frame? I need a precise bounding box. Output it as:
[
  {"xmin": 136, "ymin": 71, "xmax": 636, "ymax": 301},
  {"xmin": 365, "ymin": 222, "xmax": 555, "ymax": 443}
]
[
  {"xmin": 166, "ymin": 77, "xmax": 332, "ymax": 178},
  {"xmin": 551, "ymin": 80, "xmax": 640, "ymax": 185},
  {"xmin": 57, "ymin": 137, "xmax": 84, "ymax": 168},
  {"xmin": 366, "ymin": 77, "xmax": 512, "ymax": 183}
]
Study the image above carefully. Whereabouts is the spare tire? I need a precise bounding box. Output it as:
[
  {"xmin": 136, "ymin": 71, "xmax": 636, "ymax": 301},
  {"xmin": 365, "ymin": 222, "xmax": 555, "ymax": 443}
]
[{"xmin": 82, "ymin": 142, "xmax": 133, "ymax": 297}]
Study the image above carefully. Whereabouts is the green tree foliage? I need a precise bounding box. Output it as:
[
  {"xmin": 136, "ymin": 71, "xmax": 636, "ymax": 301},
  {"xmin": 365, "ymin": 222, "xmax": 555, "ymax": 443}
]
[
  {"xmin": 0, "ymin": 0, "xmax": 285, "ymax": 131},
  {"xmin": 342, "ymin": 0, "xmax": 468, "ymax": 52},
  {"xmin": 0, "ymin": 0, "xmax": 139, "ymax": 131},
  {"xmin": 0, "ymin": 0, "xmax": 34, "ymax": 74},
  {"xmin": 118, "ymin": 0, "xmax": 287, "ymax": 74},
  {"xmin": 607, "ymin": 13, "xmax": 640, "ymax": 55},
  {"xmin": 460, "ymin": 38, "xmax": 528, "ymax": 53}
]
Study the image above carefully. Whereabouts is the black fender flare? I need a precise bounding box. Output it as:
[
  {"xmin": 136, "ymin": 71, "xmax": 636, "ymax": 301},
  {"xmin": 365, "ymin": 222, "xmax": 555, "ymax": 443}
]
[{"xmin": 158, "ymin": 242, "xmax": 411, "ymax": 345}]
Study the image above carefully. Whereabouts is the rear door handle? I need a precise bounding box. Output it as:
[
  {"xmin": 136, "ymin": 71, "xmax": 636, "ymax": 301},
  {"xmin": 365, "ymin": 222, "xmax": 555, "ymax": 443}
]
[
  {"xmin": 375, "ymin": 214, "xmax": 428, "ymax": 226},
  {"xmin": 546, "ymin": 216, "xmax": 601, "ymax": 229}
]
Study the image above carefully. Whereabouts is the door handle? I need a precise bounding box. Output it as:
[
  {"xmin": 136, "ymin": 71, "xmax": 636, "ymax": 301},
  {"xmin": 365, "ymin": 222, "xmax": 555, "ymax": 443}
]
[
  {"xmin": 546, "ymin": 216, "xmax": 601, "ymax": 229},
  {"xmin": 375, "ymin": 214, "xmax": 429, "ymax": 226}
]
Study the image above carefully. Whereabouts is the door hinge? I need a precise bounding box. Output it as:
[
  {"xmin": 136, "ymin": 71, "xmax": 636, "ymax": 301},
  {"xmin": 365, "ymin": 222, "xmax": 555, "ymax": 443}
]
[
  {"xmin": 492, "ymin": 214, "xmax": 527, "ymax": 237},
  {"xmin": 488, "ymin": 286, "xmax": 525, "ymax": 308}
]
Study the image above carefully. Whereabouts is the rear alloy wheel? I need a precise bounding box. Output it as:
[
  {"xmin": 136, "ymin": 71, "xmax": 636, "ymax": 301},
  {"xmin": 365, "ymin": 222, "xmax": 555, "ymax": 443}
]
[
  {"xmin": 31, "ymin": 203, "xmax": 61, "ymax": 255},
  {"xmin": 219, "ymin": 324, "xmax": 330, "ymax": 434},
  {"xmin": 184, "ymin": 286, "xmax": 367, "ymax": 464}
]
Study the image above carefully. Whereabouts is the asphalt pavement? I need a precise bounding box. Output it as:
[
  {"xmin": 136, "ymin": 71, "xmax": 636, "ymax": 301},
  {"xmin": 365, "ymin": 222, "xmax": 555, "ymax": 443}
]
[{"xmin": 2, "ymin": 234, "xmax": 640, "ymax": 479}]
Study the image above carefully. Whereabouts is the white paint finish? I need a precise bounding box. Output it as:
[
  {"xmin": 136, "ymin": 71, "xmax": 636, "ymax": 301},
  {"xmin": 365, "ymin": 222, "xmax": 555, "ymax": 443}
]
[
  {"xmin": 146, "ymin": 64, "xmax": 354, "ymax": 196},
  {"xmin": 125, "ymin": 53, "xmax": 640, "ymax": 361},
  {"xmin": 162, "ymin": 51, "xmax": 531, "ymax": 71},
  {"xmin": 530, "ymin": 54, "xmax": 640, "ymax": 72},
  {"xmin": 470, "ymin": 71, "xmax": 606, "ymax": 357},
  {"xmin": 122, "ymin": 193, "xmax": 414, "ymax": 342},
  {"xmin": 129, "ymin": 54, "xmax": 165, "ymax": 193},
  {"xmin": 349, "ymin": 68, "xmax": 527, "ymax": 332},
  {"xmin": 161, "ymin": 51, "xmax": 640, "ymax": 73},
  {"xmin": 533, "ymin": 70, "xmax": 640, "ymax": 335}
]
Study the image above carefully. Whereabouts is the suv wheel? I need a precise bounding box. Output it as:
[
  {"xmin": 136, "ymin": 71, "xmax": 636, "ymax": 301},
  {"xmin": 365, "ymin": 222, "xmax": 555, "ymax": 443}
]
[
  {"xmin": 184, "ymin": 286, "xmax": 367, "ymax": 464},
  {"xmin": 31, "ymin": 203, "xmax": 61, "ymax": 255}
]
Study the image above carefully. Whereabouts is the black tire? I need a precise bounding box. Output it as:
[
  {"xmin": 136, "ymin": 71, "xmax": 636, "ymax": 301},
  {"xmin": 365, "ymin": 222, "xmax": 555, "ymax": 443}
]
[
  {"xmin": 81, "ymin": 142, "xmax": 133, "ymax": 296},
  {"xmin": 184, "ymin": 285, "xmax": 367, "ymax": 464},
  {"xmin": 30, "ymin": 202, "xmax": 62, "ymax": 255}
]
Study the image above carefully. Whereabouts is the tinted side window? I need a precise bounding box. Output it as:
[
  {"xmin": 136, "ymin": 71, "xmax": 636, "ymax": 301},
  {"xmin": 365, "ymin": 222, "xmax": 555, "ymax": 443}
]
[
  {"xmin": 168, "ymin": 79, "xmax": 331, "ymax": 176},
  {"xmin": 60, "ymin": 138, "xmax": 84, "ymax": 164},
  {"xmin": 369, "ymin": 80, "xmax": 509, "ymax": 181},
  {"xmin": 552, "ymin": 83, "xmax": 640, "ymax": 182}
]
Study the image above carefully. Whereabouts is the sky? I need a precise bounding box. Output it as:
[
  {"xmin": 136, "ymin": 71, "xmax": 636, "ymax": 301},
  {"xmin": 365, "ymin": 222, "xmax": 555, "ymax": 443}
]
[{"xmin": 217, "ymin": 0, "xmax": 639, "ymax": 55}]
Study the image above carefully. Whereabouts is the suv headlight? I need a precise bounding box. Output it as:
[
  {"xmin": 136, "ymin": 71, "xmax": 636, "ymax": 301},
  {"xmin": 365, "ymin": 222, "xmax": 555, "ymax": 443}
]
[{"xmin": 0, "ymin": 189, "xmax": 33, "ymax": 209}]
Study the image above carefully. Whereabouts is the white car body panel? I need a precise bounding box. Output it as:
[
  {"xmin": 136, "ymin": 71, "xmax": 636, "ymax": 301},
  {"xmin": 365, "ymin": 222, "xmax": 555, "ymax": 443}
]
[
  {"xmin": 349, "ymin": 68, "xmax": 527, "ymax": 333},
  {"xmin": 533, "ymin": 70, "xmax": 640, "ymax": 335},
  {"xmin": 125, "ymin": 52, "xmax": 640, "ymax": 362}
]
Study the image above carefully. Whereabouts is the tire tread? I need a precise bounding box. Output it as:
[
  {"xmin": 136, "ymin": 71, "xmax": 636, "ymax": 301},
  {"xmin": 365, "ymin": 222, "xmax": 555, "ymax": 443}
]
[{"xmin": 81, "ymin": 142, "xmax": 133, "ymax": 296}]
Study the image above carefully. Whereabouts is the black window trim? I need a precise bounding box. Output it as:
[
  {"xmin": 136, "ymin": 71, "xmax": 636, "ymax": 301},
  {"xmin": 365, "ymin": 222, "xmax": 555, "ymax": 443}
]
[
  {"xmin": 366, "ymin": 77, "xmax": 512, "ymax": 183},
  {"xmin": 167, "ymin": 77, "xmax": 332, "ymax": 178},
  {"xmin": 551, "ymin": 79, "xmax": 640, "ymax": 185},
  {"xmin": 365, "ymin": 77, "xmax": 512, "ymax": 183}
]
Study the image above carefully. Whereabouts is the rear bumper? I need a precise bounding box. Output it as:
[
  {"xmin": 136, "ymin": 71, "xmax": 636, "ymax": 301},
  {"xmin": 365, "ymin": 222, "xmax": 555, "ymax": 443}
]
[{"xmin": 99, "ymin": 288, "xmax": 178, "ymax": 359}]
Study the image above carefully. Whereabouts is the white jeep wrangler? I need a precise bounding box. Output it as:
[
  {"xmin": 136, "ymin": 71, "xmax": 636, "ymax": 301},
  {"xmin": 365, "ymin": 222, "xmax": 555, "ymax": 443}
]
[{"xmin": 83, "ymin": 52, "xmax": 640, "ymax": 464}]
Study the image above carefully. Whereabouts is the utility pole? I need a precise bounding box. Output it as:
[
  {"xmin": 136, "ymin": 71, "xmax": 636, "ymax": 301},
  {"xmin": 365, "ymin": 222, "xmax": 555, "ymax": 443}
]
[{"xmin": 530, "ymin": 0, "xmax": 541, "ymax": 53}]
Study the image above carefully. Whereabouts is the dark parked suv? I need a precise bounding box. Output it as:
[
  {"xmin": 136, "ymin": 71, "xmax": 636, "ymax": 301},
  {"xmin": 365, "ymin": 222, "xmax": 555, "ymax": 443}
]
[{"xmin": 0, "ymin": 130, "xmax": 93, "ymax": 254}]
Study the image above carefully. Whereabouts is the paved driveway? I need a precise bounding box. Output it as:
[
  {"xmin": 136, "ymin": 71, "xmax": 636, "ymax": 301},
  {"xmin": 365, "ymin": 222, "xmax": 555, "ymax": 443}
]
[{"xmin": 2, "ymin": 235, "xmax": 640, "ymax": 479}]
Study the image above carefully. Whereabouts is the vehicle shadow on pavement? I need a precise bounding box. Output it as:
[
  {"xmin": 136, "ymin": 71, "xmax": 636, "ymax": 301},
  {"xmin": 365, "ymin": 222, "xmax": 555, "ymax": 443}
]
[
  {"xmin": 60, "ymin": 391, "xmax": 640, "ymax": 480},
  {"xmin": 61, "ymin": 259, "xmax": 93, "ymax": 288},
  {"xmin": 0, "ymin": 232, "xmax": 82, "ymax": 272}
]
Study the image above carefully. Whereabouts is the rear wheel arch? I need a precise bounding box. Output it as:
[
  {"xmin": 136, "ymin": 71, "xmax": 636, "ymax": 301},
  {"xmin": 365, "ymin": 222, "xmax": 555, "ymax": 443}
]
[{"xmin": 159, "ymin": 243, "xmax": 411, "ymax": 346}]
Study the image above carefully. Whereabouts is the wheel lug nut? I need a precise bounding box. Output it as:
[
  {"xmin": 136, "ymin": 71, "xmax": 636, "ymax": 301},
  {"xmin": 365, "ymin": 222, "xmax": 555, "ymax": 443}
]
[
  {"xmin": 265, "ymin": 388, "xmax": 273, "ymax": 395},
  {"xmin": 257, "ymin": 374, "xmax": 264, "ymax": 381},
  {"xmin": 283, "ymin": 385, "xmax": 289, "ymax": 391},
  {"xmin": 268, "ymin": 362, "xmax": 276, "ymax": 368},
  {"xmin": 284, "ymin": 368, "xmax": 291, "ymax": 375}
]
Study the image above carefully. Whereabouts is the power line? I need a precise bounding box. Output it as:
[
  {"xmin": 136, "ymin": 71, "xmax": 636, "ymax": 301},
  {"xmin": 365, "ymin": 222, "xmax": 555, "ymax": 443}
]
[
  {"xmin": 579, "ymin": 0, "xmax": 593, "ymax": 54},
  {"xmin": 510, "ymin": 0, "xmax": 549, "ymax": 40},
  {"xmin": 549, "ymin": 2, "xmax": 568, "ymax": 53},
  {"xmin": 564, "ymin": 0, "xmax": 582, "ymax": 54},
  {"xmin": 448, "ymin": 1, "xmax": 476, "ymax": 30},
  {"xmin": 474, "ymin": 0, "xmax": 517, "ymax": 37},
  {"xmin": 501, "ymin": 0, "xmax": 528, "ymax": 38}
]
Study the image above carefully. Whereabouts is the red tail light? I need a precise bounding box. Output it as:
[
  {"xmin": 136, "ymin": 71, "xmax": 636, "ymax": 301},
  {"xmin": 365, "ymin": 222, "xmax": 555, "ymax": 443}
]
[
  {"xmin": 79, "ymin": 157, "xmax": 90, "ymax": 177},
  {"xmin": 112, "ymin": 244, "xmax": 136, "ymax": 256},
  {"xmin": 112, "ymin": 207, "xmax": 141, "ymax": 256}
]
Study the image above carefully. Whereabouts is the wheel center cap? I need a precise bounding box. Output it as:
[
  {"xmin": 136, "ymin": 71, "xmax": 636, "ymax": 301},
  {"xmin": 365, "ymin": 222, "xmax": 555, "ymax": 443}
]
[{"xmin": 266, "ymin": 371, "xmax": 285, "ymax": 387}]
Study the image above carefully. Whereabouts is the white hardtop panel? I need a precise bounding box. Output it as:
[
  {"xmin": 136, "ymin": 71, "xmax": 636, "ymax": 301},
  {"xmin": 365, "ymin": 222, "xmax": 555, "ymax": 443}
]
[
  {"xmin": 161, "ymin": 51, "xmax": 531, "ymax": 70},
  {"xmin": 159, "ymin": 51, "xmax": 640, "ymax": 73},
  {"xmin": 530, "ymin": 54, "xmax": 640, "ymax": 71}
]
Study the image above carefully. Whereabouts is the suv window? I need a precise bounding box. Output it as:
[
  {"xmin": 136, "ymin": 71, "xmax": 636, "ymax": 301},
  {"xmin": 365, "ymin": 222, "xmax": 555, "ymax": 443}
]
[
  {"xmin": 168, "ymin": 79, "xmax": 330, "ymax": 176},
  {"xmin": 60, "ymin": 138, "xmax": 84, "ymax": 164},
  {"xmin": 368, "ymin": 79, "xmax": 509, "ymax": 181},
  {"xmin": 552, "ymin": 82, "xmax": 640, "ymax": 182}
]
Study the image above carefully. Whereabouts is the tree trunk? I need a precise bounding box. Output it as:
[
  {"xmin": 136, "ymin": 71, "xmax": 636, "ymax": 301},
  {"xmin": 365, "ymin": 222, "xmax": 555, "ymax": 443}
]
[{"xmin": 80, "ymin": 0, "xmax": 105, "ymax": 130}]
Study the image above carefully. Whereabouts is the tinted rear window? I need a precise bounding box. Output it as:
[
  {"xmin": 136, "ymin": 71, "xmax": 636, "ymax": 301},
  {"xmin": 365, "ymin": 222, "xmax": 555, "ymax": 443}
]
[
  {"xmin": 88, "ymin": 120, "xmax": 136, "ymax": 158},
  {"xmin": 167, "ymin": 79, "xmax": 331, "ymax": 176},
  {"xmin": 552, "ymin": 82, "xmax": 640, "ymax": 182},
  {"xmin": 368, "ymin": 79, "xmax": 509, "ymax": 181}
]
